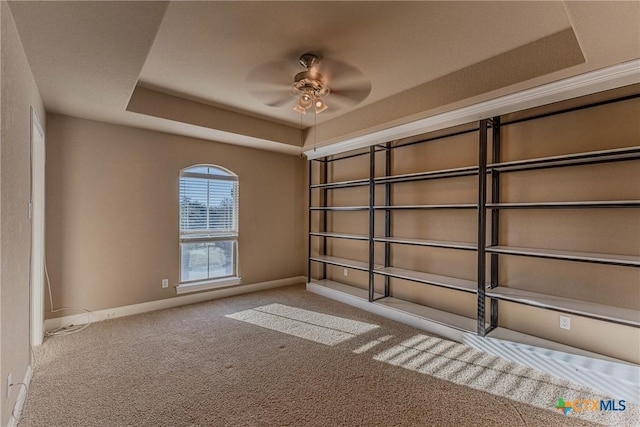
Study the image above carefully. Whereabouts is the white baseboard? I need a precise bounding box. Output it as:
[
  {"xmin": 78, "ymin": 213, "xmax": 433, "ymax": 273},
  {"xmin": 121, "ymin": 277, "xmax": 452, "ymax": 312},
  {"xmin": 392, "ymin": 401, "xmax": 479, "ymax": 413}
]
[
  {"xmin": 7, "ymin": 365, "xmax": 32, "ymax": 427},
  {"xmin": 307, "ymin": 281, "xmax": 469, "ymax": 343},
  {"xmin": 307, "ymin": 281, "xmax": 640, "ymax": 405},
  {"xmin": 44, "ymin": 276, "xmax": 305, "ymax": 331}
]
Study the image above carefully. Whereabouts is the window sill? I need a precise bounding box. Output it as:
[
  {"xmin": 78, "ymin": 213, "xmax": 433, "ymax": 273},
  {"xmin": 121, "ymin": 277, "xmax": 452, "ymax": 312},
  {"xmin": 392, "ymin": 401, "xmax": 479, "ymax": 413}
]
[{"xmin": 176, "ymin": 277, "xmax": 242, "ymax": 295}]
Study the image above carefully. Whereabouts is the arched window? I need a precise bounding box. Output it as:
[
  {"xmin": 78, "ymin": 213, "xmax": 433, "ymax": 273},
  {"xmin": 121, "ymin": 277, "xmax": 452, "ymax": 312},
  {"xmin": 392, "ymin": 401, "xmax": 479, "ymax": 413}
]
[{"xmin": 179, "ymin": 165, "xmax": 239, "ymax": 287}]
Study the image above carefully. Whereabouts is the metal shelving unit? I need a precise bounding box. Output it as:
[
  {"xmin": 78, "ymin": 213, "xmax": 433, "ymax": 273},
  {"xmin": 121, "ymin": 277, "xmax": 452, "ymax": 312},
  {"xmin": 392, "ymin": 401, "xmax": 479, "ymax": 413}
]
[
  {"xmin": 308, "ymin": 150, "xmax": 373, "ymax": 297},
  {"xmin": 481, "ymin": 95, "xmax": 640, "ymax": 332},
  {"xmin": 309, "ymin": 125, "xmax": 483, "ymax": 333},
  {"xmin": 368, "ymin": 130, "xmax": 483, "ymax": 332},
  {"xmin": 309, "ymin": 92, "xmax": 640, "ymax": 343}
]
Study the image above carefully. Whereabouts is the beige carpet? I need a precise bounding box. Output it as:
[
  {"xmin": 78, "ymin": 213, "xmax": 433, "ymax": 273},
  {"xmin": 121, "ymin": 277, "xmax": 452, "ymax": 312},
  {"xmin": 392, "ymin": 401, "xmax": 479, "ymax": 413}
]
[{"xmin": 19, "ymin": 285, "xmax": 635, "ymax": 426}]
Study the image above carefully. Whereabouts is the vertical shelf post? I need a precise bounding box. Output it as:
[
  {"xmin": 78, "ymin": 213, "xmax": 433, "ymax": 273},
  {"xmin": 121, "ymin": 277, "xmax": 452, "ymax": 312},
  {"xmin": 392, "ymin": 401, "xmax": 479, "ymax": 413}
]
[
  {"xmin": 384, "ymin": 142, "xmax": 392, "ymax": 297},
  {"xmin": 322, "ymin": 158, "xmax": 328, "ymax": 280},
  {"xmin": 490, "ymin": 117, "xmax": 501, "ymax": 332},
  {"xmin": 477, "ymin": 119, "xmax": 489, "ymax": 336},
  {"xmin": 369, "ymin": 145, "xmax": 376, "ymax": 302},
  {"xmin": 307, "ymin": 160, "xmax": 313, "ymax": 284}
]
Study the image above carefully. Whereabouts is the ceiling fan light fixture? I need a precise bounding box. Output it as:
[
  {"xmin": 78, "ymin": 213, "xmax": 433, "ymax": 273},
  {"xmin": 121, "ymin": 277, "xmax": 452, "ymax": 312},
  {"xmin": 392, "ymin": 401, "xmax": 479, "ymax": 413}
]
[
  {"xmin": 314, "ymin": 98, "xmax": 328, "ymax": 113},
  {"xmin": 299, "ymin": 91, "xmax": 313, "ymax": 108},
  {"xmin": 293, "ymin": 103, "xmax": 306, "ymax": 114},
  {"xmin": 293, "ymin": 87, "xmax": 326, "ymax": 114}
]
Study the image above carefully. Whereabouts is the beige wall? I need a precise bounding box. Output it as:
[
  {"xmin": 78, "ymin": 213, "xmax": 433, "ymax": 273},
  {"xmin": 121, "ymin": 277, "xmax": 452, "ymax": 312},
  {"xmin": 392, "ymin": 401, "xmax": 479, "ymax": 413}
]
[
  {"xmin": 45, "ymin": 114, "xmax": 305, "ymax": 316},
  {"xmin": 310, "ymin": 95, "xmax": 640, "ymax": 363},
  {"xmin": 0, "ymin": 3, "xmax": 46, "ymax": 425}
]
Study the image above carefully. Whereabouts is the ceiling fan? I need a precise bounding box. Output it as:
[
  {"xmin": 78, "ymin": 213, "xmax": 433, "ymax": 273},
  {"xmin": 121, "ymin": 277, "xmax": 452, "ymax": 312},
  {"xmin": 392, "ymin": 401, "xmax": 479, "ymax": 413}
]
[{"xmin": 247, "ymin": 53, "xmax": 371, "ymax": 115}]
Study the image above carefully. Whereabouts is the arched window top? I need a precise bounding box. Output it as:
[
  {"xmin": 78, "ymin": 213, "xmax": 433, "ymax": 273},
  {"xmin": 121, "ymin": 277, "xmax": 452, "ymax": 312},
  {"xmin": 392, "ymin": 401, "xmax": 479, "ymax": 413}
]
[{"xmin": 181, "ymin": 164, "xmax": 237, "ymax": 180}]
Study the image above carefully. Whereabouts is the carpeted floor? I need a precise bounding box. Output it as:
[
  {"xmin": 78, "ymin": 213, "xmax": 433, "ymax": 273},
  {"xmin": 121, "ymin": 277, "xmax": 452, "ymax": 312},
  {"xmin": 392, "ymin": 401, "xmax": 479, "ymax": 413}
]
[{"xmin": 19, "ymin": 284, "xmax": 637, "ymax": 426}]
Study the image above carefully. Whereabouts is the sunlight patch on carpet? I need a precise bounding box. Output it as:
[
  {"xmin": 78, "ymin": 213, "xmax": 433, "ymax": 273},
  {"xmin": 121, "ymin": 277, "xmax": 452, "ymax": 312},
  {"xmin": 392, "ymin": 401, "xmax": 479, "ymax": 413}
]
[
  {"xmin": 353, "ymin": 335, "xmax": 394, "ymax": 354},
  {"xmin": 373, "ymin": 334, "xmax": 639, "ymax": 426},
  {"xmin": 226, "ymin": 303, "xmax": 379, "ymax": 346}
]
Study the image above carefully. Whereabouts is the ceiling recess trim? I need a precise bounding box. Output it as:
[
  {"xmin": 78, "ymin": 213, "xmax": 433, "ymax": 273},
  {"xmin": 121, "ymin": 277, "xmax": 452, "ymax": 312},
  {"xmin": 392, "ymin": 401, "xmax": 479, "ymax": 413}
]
[{"xmin": 304, "ymin": 59, "xmax": 640, "ymax": 160}]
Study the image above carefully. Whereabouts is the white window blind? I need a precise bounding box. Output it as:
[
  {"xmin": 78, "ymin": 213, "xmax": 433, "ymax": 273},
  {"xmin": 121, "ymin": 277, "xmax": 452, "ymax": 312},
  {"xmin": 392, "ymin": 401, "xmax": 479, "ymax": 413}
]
[{"xmin": 180, "ymin": 168, "xmax": 238, "ymax": 237}]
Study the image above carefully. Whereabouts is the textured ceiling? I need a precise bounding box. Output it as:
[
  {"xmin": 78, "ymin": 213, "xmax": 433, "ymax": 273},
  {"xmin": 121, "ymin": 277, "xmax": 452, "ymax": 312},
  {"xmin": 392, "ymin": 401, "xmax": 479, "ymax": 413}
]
[
  {"xmin": 138, "ymin": 1, "xmax": 572, "ymax": 126},
  {"xmin": 7, "ymin": 1, "xmax": 640, "ymax": 154}
]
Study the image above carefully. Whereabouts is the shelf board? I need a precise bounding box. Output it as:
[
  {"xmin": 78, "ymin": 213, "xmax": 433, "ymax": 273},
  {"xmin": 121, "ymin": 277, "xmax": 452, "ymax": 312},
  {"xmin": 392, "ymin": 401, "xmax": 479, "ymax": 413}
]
[
  {"xmin": 310, "ymin": 178, "xmax": 369, "ymax": 189},
  {"xmin": 374, "ymin": 267, "xmax": 478, "ymax": 293},
  {"xmin": 488, "ymin": 146, "xmax": 640, "ymax": 173},
  {"xmin": 310, "ymin": 206, "xmax": 369, "ymax": 211},
  {"xmin": 374, "ymin": 236, "xmax": 476, "ymax": 251},
  {"xmin": 310, "ymin": 232, "xmax": 368, "ymax": 241},
  {"xmin": 375, "ymin": 297, "xmax": 479, "ymax": 333},
  {"xmin": 309, "ymin": 255, "xmax": 371, "ymax": 271},
  {"xmin": 486, "ymin": 287, "xmax": 640, "ymax": 327},
  {"xmin": 375, "ymin": 165, "xmax": 478, "ymax": 184},
  {"xmin": 308, "ymin": 281, "xmax": 478, "ymax": 332},
  {"xmin": 374, "ymin": 204, "xmax": 477, "ymax": 210},
  {"xmin": 486, "ymin": 246, "xmax": 640, "ymax": 267},
  {"xmin": 487, "ymin": 200, "xmax": 640, "ymax": 209},
  {"xmin": 309, "ymin": 279, "xmax": 383, "ymax": 300}
]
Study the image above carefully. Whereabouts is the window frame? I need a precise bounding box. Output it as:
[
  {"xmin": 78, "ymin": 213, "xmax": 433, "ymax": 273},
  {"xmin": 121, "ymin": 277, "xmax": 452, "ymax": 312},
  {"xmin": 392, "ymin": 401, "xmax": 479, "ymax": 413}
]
[{"xmin": 177, "ymin": 164, "xmax": 241, "ymax": 293}]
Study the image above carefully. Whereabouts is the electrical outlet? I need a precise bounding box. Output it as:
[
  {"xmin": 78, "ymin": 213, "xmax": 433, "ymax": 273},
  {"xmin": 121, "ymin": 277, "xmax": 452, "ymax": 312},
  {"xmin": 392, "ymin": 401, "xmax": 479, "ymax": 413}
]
[
  {"xmin": 560, "ymin": 316, "xmax": 571, "ymax": 330},
  {"xmin": 343, "ymin": 268, "xmax": 348, "ymax": 277},
  {"xmin": 6, "ymin": 373, "xmax": 12, "ymax": 398},
  {"xmin": 162, "ymin": 279, "xmax": 169, "ymax": 289}
]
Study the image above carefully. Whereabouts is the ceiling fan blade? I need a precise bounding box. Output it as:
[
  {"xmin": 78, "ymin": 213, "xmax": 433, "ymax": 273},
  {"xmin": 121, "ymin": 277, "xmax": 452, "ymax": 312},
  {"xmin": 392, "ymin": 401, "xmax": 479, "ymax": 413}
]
[
  {"xmin": 246, "ymin": 60, "xmax": 297, "ymax": 106},
  {"xmin": 317, "ymin": 56, "xmax": 371, "ymax": 109},
  {"xmin": 330, "ymin": 82, "xmax": 372, "ymax": 106},
  {"xmin": 249, "ymin": 81, "xmax": 292, "ymax": 92},
  {"xmin": 246, "ymin": 60, "xmax": 294, "ymax": 87},
  {"xmin": 248, "ymin": 89, "xmax": 293, "ymax": 107},
  {"xmin": 266, "ymin": 97, "xmax": 294, "ymax": 108},
  {"xmin": 321, "ymin": 58, "xmax": 367, "ymax": 86}
]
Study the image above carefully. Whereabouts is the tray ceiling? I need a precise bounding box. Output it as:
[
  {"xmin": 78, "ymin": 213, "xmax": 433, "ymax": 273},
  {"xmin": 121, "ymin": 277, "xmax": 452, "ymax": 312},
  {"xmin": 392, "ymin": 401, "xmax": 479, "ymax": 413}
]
[{"xmin": 8, "ymin": 1, "xmax": 640, "ymax": 154}]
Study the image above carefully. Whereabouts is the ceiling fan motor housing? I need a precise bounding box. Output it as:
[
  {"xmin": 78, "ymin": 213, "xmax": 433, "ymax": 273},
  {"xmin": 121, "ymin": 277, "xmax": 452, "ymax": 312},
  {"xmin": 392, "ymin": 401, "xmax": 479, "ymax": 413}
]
[
  {"xmin": 293, "ymin": 70, "xmax": 329, "ymax": 98},
  {"xmin": 299, "ymin": 53, "xmax": 320, "ymax": 69},
  {"xmin": 293, "ymin": 53, "xmax": 330, "ymax": 99}
]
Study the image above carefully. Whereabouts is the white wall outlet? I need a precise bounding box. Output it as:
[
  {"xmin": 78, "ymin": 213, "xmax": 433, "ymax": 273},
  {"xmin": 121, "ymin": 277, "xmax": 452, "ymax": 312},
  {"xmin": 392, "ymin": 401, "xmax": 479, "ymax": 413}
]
[
  {"xmin": 162, "ymin": 279, "xmax": 169, "ymax": 288},
  {"xmin": 343, "ymin": 268, "xmax": 348, "ymax": 277},
  {"xmin": 560, "ymin": 315, "xmax": 571, "ymax": 330},
  {"xmin": 6, "ymin": 372, "xmax": 12, "ymax": 398}
]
